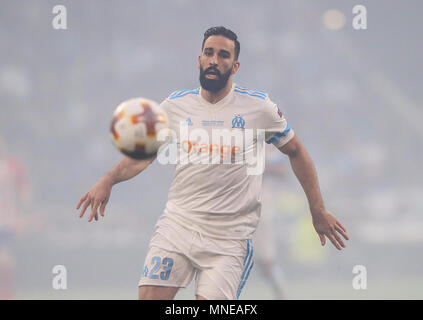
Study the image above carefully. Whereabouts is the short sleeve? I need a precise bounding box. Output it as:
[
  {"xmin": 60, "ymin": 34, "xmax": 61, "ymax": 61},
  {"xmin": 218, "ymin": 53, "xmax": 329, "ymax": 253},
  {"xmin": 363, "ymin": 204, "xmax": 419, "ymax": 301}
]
[
  {"xmin": 159, "ymin": 98, "xmax": 176, "ymax": 127},
  {"xmin": 262, "ymin": 97, "xmax": 294, "ymax": 148},
  {"xmin": 159, "ymin": 98, "xmax": 172, "ymax": 116},
  {"xmin": 160, "ymin": 98, "xmax": 183, "ymax": 146}
]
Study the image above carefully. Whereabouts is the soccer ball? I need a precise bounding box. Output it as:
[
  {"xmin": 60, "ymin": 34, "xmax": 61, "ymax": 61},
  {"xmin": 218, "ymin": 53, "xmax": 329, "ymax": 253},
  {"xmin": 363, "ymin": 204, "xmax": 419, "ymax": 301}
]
[{"xmin": 110, "ymin": 97, "xmax": 169, "ymax": 159}]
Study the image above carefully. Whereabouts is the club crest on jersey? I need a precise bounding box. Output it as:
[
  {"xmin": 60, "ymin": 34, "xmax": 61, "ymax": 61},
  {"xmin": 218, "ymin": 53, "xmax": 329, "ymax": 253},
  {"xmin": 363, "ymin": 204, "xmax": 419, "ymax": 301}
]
[{"xmin": 232, "ymin": 114, "xmax": 245, "ymax": 129}]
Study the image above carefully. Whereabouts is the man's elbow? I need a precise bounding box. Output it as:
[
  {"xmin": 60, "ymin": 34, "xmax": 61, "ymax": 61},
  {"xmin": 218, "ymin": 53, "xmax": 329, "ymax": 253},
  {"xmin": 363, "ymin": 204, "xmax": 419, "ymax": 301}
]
[{"xmin": 278, "ymin": 135, "xmax": 302, "ymax": 158}]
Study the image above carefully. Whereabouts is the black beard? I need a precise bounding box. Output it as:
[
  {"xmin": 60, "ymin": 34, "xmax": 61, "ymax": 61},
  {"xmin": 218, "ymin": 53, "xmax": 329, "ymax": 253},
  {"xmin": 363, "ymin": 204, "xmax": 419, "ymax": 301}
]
[{"xmin": 199, "ymin": 66, "xmax": 232, "ymax": 93}]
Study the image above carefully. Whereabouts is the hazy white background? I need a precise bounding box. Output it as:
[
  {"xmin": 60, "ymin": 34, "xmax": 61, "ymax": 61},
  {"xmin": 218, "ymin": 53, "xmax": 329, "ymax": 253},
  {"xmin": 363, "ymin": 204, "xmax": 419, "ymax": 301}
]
[{"xmin": 1, "ymin": 0, "xmax": 422, "ymax": 299}]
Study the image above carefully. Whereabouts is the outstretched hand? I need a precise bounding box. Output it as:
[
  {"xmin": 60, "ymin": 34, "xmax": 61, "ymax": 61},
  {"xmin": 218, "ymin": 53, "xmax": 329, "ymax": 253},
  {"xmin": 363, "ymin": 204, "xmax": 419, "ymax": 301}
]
[
  {"xmin": 312, "ymin": 210, "xmax": 349, "ymax": 250},
  {"xmin": 76, "ymin": 176, "xmax": 113, "ymax": 222}
]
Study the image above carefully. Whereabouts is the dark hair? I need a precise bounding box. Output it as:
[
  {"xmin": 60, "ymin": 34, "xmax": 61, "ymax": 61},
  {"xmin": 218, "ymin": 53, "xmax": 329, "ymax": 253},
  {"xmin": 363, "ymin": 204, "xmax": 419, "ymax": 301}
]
[{"xmin": 202, "ymin": 26, "xmax": 240, "ymax": 61}]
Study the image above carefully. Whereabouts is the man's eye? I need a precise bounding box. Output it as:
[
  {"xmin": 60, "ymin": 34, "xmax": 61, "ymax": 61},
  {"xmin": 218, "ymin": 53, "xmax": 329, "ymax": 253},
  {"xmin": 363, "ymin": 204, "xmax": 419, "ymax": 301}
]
[{"xmin": 204, "ymin": 51, "xmax": 212, "ymax": 56}]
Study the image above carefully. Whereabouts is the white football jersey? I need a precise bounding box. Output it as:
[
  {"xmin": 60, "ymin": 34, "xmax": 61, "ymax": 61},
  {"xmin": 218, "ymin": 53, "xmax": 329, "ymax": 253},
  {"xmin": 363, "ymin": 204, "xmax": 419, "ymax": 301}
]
[{"xmin": 156, "ymin": 83, "xmax": 294, "ymax": 240}]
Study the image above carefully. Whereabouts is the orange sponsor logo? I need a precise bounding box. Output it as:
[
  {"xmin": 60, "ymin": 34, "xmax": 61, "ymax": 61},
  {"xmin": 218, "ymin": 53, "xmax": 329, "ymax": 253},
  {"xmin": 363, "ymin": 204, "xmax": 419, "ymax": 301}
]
[{"xmin": 181, "ymin": 140, "xmax": 241, "ymax": 157}]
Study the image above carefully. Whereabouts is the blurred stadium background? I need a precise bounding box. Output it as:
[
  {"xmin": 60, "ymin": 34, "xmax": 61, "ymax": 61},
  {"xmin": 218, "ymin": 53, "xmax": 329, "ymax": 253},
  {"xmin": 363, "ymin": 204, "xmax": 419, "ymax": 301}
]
[{"xmin": 1, "ymin": 0, "xmax": 422, "ymax": 299}]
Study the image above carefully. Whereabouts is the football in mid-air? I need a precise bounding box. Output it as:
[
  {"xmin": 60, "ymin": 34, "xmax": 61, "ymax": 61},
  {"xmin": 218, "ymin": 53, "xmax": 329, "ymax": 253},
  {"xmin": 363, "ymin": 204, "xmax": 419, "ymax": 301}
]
[{"xmin": 110, "ymin": 97, "xmax": 169, "ymax": 159}]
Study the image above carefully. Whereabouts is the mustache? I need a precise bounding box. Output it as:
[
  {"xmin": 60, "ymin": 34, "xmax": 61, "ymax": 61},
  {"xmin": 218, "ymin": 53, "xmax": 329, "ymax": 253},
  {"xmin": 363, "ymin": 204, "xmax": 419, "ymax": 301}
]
[{"xmin": 204, "ymin": 66, "xmax": 221, "ymax": 77}]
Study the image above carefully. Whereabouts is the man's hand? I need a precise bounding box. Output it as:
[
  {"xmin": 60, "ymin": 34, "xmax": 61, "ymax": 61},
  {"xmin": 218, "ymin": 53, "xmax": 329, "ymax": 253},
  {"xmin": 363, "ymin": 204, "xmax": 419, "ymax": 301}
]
[
  {"xmin": 312, "ymin": 210, "xmax": 349, "ymax": 250},
  {"xmin": 76, "ymin": 155, "xmax": 155, "ymax": 222},
  {"xmin": 76, "ymin": 176, "xmax": 113, "ymax": 222}
]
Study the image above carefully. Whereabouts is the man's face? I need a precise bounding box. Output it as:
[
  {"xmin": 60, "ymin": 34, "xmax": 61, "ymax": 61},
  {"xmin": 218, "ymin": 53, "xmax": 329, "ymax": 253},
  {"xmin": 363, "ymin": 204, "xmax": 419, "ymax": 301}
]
[{"xmin": 198, "ymin": 35, "xmax": 240, "ymax": 92}]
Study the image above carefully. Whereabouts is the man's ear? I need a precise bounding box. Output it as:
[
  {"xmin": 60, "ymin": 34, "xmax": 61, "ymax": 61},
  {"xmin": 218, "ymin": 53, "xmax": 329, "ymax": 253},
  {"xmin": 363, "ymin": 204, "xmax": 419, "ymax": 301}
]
[
  {"xmin": 197, "ymin": 55, "xmax": 201, "ymax": 69},
  {"xmin": 232, "ymin": 61, "xmax": 240, "ymax": 75}
]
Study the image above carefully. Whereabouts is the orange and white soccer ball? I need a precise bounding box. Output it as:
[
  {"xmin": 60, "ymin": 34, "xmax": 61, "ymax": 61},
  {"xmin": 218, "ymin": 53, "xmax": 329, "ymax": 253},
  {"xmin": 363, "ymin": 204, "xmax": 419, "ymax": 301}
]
[{"xmin": 110, "ymin": 97, "xmax": 169, "ymax": 159}]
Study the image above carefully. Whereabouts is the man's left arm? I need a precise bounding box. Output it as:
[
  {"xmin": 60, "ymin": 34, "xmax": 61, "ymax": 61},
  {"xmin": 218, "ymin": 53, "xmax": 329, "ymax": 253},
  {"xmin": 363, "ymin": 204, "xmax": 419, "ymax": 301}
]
[{"xmin": 278, "ymin": 135, "xmax": 349, "ymax": 250}]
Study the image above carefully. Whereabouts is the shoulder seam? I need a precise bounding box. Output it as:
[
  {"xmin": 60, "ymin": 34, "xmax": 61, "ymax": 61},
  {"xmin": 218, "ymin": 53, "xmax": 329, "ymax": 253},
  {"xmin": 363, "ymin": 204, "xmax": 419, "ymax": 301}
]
[
  {"xmin": 169, "ymin": 88, "xmax": 200, "ymax": 100},
  {"xmin": 234, "ymin": 85, "xmax": 268, "ymax": 100}
]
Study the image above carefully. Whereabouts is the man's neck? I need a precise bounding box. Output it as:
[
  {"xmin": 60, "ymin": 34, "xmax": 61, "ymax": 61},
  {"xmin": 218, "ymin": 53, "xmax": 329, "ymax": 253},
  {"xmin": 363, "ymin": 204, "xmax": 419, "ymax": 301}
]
[{"xmin": 201, "ymin": 81, "xmax": 233, "ymax": 104}]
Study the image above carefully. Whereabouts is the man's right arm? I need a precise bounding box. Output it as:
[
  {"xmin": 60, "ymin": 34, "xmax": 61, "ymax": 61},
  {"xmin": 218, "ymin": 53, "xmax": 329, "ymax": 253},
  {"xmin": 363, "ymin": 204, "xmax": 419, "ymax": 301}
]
[
  {"xmin": 76, "ymin": 155, "xmax": 155, "ymax": 222},
  {"xmin": 105, "ymin": 155, "xmax": 156, "ymax": 184}
]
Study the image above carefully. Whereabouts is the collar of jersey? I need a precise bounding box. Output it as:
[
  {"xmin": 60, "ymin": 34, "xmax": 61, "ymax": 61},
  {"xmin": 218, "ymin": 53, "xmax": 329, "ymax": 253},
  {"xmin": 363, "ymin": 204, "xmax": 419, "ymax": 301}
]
[{"xmin": 198, "ymin": 83, "xmax": 235, "ymax": 111}]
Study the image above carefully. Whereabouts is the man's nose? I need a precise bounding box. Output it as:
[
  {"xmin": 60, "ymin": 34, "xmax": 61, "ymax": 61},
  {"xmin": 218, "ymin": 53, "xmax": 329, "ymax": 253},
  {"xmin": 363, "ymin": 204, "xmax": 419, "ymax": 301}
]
[{"xmin": 209, "ymin": 54, "xmax": 218, "ymax": 66}]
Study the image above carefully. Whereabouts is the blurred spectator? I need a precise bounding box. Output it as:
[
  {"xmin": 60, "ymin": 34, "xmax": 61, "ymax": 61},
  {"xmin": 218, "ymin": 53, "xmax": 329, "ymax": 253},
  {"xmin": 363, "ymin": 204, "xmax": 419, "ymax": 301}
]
[
  {"xmin": 253, "ymin": 146, "xmax": 288, "ymax": 299},
  {"xmin": 0, "ymin": 136, "xmax": 30, "ymax": 299}
]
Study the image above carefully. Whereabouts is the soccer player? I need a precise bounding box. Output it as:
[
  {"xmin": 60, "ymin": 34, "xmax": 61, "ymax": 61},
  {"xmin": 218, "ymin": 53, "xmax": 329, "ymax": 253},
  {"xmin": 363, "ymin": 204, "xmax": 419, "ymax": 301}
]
[{"xmin": 77, "ymin": 26, "xmax": 349, "ymax": 300}]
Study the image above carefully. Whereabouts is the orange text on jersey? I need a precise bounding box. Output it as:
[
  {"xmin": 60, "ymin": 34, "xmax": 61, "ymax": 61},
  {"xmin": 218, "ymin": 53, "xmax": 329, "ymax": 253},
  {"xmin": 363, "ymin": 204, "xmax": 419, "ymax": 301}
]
[{"xmin": 181, "ymin": 140, "xmax": 241, "ymax": 157}]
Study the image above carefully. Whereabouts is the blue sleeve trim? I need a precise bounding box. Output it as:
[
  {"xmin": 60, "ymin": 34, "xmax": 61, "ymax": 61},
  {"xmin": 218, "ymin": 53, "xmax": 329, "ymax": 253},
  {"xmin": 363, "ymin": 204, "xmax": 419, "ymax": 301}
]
[
  {"xmin": 169, "ymin": 88, "xmax": 200, "ymax": 100},
  {"xmin": 266, "ymin": 124, "xmax": 291, "ymax": 144},
  {"xmin": 234, "ymin": 85, "xmax": 267, "ymax": 100}
]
